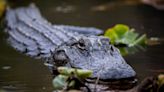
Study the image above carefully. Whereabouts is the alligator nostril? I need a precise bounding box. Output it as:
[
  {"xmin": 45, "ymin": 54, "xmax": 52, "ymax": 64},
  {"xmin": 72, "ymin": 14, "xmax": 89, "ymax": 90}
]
[{"xmin": 53, "ymin": 50, "xmax": 68, "ymax": 66}]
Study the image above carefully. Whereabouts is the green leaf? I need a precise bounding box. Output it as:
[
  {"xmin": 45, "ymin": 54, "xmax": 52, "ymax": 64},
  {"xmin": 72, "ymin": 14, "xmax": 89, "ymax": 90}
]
[
  {"xmin": 52, "ymin": 75, "xmax": 68, "ymax": 90},
  {"xmin": 132, "ymin": 34, "xmax": 147, "ymax": 46},
  {"xmin": 118, "ymin": 47, "xmax": 128, "ymax": 56},
  {"xmin": 57, "ymin": 67, "xmax": 93, "ymax": 79},
  {"xmin": 104, "ymin": 24, "xmax": 147, "ymax": 47},
  {"xmin": 114, "ymin": 24, "xmax": 129, "ymax": 37},
  {"xmin": 116, "ymin": 29, "xmax": 139, "ymax": 46},
  {"xmin": 104, "ymin": 29, "xmax": 118, "ymax": 44},
  {"xmin": 52, "ymin": 67, "xmax": 93, "ymax": 90},
  {"xmin": 104, "ymin": 24, "xmax": 129, "ymax": 44}
]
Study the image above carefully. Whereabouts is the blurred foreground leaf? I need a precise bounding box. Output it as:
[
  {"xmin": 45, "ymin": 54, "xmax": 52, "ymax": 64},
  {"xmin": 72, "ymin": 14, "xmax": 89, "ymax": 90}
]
[
  {"xmin": 158, "ymin": 74, "xmax": 164, "ymax": 88},
  {"xmin": 0, "ymin": 0, "xmax": 6, "ymax": 18},
  {"xmin": 52, "ymin": 75, "xmax": 68, "ymax": 90},
  {"xmin": 104, "ymin": 24, "xmax": 147, "ymax": 47},
  {"xmin": 52, "ymin": 74, "xmax": 75, "ymax": 90}
]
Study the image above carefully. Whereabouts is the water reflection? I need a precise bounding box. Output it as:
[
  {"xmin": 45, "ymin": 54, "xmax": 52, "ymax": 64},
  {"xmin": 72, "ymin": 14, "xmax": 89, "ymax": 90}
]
[
  {"xmin": 91, "ymin": 0, "xmax": 141, "ymax": 12},
  {"xmin": 54, "ymin": 5, "xmax": 75, "ymax": 13},
  {"xmin": 1, "ymin": 66, "xmax": 11, "ymax": 70}
]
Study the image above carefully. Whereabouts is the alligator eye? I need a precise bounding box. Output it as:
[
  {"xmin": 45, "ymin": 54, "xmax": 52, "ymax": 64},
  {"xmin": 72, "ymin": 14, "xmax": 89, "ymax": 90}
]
[
  {"xmin": 110, "ymin": 45, "xmax": 115, "ymax": 52},
  {"xmin": 77, "ymin": 39, "xmax": 86, "ymax": 50}
]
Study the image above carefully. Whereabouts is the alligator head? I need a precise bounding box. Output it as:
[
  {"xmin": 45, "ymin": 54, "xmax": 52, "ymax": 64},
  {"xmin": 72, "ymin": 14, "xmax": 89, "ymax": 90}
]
[{"xmin": 51, "ymin": 35, "xmax": 136, "ymax": 80}]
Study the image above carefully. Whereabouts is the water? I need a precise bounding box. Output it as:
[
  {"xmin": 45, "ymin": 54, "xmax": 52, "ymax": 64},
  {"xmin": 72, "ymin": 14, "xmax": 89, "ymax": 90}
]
[{"xmin": 0, "ymin": 0, "xmax": 164, "ymax": 91}]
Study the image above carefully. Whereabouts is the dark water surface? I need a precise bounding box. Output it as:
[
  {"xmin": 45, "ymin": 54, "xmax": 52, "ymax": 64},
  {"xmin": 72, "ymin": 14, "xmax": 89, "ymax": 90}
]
[{"xmin": 0, "ymin": 0, "xmax": 164, "ymax": 92}]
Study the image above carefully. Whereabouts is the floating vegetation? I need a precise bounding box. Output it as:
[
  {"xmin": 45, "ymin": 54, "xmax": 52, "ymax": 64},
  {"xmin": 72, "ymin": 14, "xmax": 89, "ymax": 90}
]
[
  {"xmin": 52, "ymin": 67, "xmax": 92, "ymax": 91},
  {"xmin": 53, "ymin": 75, "xmax": 69, "ymax": 90},
  {"xmin": 104, "ymin": 24, "xmax": 163, "ymax": 56},
  {"xmin": 104, "ymin": 24, "xmax": 148, "ymax": 55},
  {"xmin": 104, "ymin": 24, "xmax": 147, "ymax": 47}
]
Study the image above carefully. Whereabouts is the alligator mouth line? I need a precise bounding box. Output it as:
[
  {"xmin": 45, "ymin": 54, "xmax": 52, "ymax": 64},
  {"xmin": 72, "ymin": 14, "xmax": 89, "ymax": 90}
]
[{"xmin": 86, "ymin": 76, "xmax": 138, "ymax": 90}]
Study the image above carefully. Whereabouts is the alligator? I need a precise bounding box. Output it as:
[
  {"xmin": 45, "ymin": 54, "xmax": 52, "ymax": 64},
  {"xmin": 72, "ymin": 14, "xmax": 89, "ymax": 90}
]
[{"xmin": 4, "ymin": 4, "xmax": 136, "ymax": 81}]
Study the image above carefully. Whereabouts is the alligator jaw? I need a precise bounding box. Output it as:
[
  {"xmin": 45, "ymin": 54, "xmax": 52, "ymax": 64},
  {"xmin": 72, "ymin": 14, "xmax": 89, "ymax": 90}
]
[{"xmin": 85, "ymin": 77, "xmax": 137, "ymax": 91}]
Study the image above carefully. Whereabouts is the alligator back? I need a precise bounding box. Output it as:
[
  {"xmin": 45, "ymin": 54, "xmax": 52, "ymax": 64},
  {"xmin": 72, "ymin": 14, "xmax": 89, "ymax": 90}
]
[{"xmin": 5, "ymin": 4, "xmax": 103, "ymax": 58}]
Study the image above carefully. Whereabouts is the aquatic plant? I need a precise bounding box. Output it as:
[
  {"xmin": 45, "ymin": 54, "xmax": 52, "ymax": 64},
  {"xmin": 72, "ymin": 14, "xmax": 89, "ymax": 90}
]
[
  {"xmin": 104, "ymin": 24, "xmax": 147, "ymax": 55},
  {"xmin": 52, "ymin": 67, "xmax": 92, "ymax": 91},
  {"xmin": 104, "ymin": 24, "xmax": 147, "ymax": 47}
]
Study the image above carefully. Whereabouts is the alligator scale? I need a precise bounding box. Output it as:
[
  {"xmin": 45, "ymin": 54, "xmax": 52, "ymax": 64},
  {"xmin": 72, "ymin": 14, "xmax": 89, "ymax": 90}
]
[{"xmin": 5, "ymin": 4, "xmax": 136, "ymax": 80}]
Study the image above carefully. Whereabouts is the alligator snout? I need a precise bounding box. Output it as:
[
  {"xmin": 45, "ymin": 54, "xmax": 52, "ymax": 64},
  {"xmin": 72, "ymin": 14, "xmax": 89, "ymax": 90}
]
[{"xmin": 90, "ymin": 60, "xmax": 136, "ymax": 79}]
